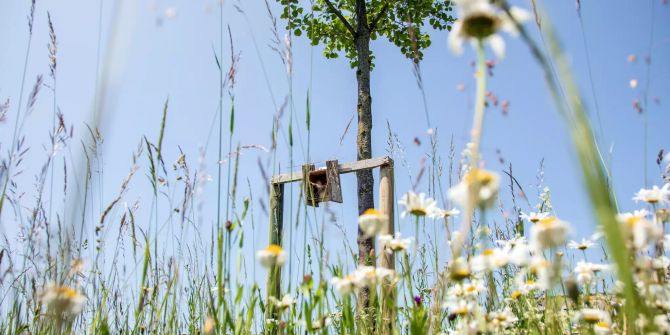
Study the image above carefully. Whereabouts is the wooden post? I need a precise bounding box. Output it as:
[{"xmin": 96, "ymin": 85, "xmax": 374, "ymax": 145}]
[
  {"xmin": 266, "ymin": 156, "xmax": 395, "ymax": 333},
  {"xmin": 266, "ymin": 182, "xmax": 284, "ymax": 322},
  {"xmin": 379, "ymin": 162, "xmax": 395, "ymax": 334}
]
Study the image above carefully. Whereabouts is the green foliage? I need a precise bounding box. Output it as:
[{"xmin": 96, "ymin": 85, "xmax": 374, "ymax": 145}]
[{"xmin": 277, "ymin": 0, "xmax": 455, "ymax": 67}]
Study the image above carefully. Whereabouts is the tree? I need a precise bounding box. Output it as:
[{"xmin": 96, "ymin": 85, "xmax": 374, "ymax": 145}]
[{"xmin": 278, "ymin": 0, "xmax": 454, "ymax": 306}]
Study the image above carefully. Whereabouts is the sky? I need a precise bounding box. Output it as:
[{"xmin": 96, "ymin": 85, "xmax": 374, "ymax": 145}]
[{"xmin": 0, "ymin": 0, "xmax": 669, "ymax": 286}]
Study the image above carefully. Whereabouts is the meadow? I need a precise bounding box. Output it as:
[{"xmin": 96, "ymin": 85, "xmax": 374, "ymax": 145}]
[{"xmin": 0, "ymin": 0, "xmax": 669, "ymax": 334}]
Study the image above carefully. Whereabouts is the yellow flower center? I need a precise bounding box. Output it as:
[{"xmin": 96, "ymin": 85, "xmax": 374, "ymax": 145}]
[
  {"xmin": 625, "ymin": 216, "xmax": 641, "ymax": 226},
  {"xmin": 53, "ymin": 286, "xmax": 79, "ymax": 299},
  {"xmin": 455, "ymin": 306, "xmax": 469, "ymax": 315},
  {"xmin": 410, "ymin": 208, "xmax": 427, "ymax": 216},
  {"xmin": 451, "ymin": 268, "xmax": 471, "ymax": 281},
  {"xmin": 538, "ymin": 216, "xmax": 557, "ymax": 226},
  {"xmin": 511, "ymin": 291, "xmax": 522, "ymax": 300},
  {"xmin": 482, "ymin": 249, "xmax": 494, "ymax": 256},
  {"xmin": 595, "ymin": 321, "xmax": 609, "ymax": 329},
  {"xmin": 266, "ymin": 244, "xmax": 283, "ymax": 255},
  {"xmin": 363, "ymin": 208, "xmax": 382, "ymax": 216},
  {"xmin": 462, "ymin": 13, "xmax": 500, "ymax": 39},
  {"xmin": 583, "ymin": 314, "xmax": 601, "ymax": 324}
]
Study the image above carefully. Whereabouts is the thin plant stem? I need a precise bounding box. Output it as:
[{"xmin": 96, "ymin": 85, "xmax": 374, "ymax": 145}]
[{"xmin": 453, "ymin": 39, "xmax": 487, "ymax": 257}]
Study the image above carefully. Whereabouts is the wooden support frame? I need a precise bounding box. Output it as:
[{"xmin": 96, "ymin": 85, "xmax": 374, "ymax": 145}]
[{"xmin": 267, "ymin": 156, "xmax": 395, "ymax": 333}]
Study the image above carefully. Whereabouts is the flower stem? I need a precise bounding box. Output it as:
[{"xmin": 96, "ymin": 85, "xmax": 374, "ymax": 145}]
[
  {"xmin": 453, "ymin": 39, "xmax": 488, "ymax": 257},
  {"xmin": 470, "ymin": 39, "xmax": 488, "ymax": 167}
]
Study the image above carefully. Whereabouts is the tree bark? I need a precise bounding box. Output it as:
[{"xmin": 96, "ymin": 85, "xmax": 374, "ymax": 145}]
[{"xmin": 354, "ymin": 0, "xmax": 375, "ymax": 309}]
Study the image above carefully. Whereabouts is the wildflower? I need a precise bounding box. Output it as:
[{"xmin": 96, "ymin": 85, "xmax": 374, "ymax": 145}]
[
  {"xmin": 510, "ymin": 290, "xmax": 522, "ymax": 300},
  {"xmin": 352, "ymin": 265, "xmax": 378, "ymax": 287},
  {"xmin": 471, "ymin": 247, "xmax": 509, "ymax": 272},
  {"xmin": 462, "ymin": 279, "xmax": 485, "ymax": 296},
  {"xmin": 331, "ymin": 274, "xmax": 356, "ymax": 295},
  {"xmin": 520, "ymin": 211, "xmax": 549, "ymax": 224},
  {"xmin": 434, "ymin": 207, "xmax": 461, "ymax": 219},
  {"xmin": 633, "ymin": 184, "xmax": 670, "ymax": 204},
  {"xmin": 269, "ymin": 294, "xmax": 295, "ymax": 312},
  {"xmin": 448, "ymin": 257, "xmax": 472, "ymax": 281},
  {"xmin": 574, "ymin": 261, "xmax": 609, "ymax": 286},
  {"xmin": 448, "ymin": 168, "xmax": 500, "ymax": 209},
  {"xmin": 529, "ymin": 216, "xmax": 570, "ymax": 250},
  {"xmin": 378, "ymin": 233, "xmax": 412, "ymax": 254},
  {"xmin": 516, "ymin": 277, "xmax": 540, "ymax": 294},
  {"xmin": 39, "ymin": 284, "xmax": 85, "ymax": 318},
  {"xmin": 398, "ymin": 192, "xmax": 440, "ymax": 218},
  {"xmin": 448, "ymin": 0, "xmax": 530, "ymax": 59},
  {"xmin": 256, "ymin": 244, "xmax": 286, "ymax": 268},
  {"xmin": 528, "ymin": 256, "xmax": 552, "ymax": 289},
  {"xmin": 617, "ymin": 210, "xmax": 662, "ymax": 249},
  {"xmin": 374, "ymin": 267, "xmax": 397, "ymax": 283},
  {"xmin": 487, "ymin": 308, "xmax": 518, "ymax": 329},
  {"xmin": 594, "ymin": 321, "xmax": 612, "ymax": 334},
  {"xmin": 507, "ymin": 241, "xmax": 531, "ymax": 266},
  {"xmin": 309, "ymin": 316, "xmax": 332, "ymax": 331},
  {"xmin": 444, "ymin": 298, "xmax": 474, "ymax": 316},
  {"xmin": 568, "ymin": 238, "xmax": 596, "ymax": 251},
  {"xmin": 358, "ymin": 208, "xmax": 388, "ymax": 237},
  {"xmin": 576, "ymin": 308, "xmax": 611, "ymax": 325}
]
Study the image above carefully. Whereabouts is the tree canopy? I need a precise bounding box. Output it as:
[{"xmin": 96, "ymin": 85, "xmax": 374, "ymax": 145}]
[{"xmin": 278, "ymin": 0, "xmax": 455, "ymax": 67}]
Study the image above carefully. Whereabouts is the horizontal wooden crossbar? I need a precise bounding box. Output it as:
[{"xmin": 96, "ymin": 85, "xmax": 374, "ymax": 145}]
[{"xmin": 271, "ymin": 156, "xmax": 392, "ymax": 184}]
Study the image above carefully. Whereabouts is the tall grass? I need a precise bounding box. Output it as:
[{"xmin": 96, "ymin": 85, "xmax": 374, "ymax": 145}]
[{"xmin": 1, "ymin": 1, "xmax": 669, "ymax": 335}]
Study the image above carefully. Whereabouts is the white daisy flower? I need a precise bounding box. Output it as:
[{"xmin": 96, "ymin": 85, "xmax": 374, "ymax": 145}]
[
  {"xmin": 398, "ymin": 191, "xmax": 440, "ymax": 218},
  {"xmin": 574, "ymin": 261, "xmax": 609, "ymax": 286},
  {"xmin": 374, "ymin": 267, "xmax": 397, "ymax": 283},
  {"xmin": 444, "ymin": 298, "xmax": 475, "ymax": 316},
  {"xmin": 594, "ymin": 321, "xmax": 612, "ymax": 335},
  {"xmin": 330, "ymin": 274, "xmax": 356, "ymax": 295},
  {"xmin": 520, "ymin": 211, "xmax": 550, "ymax": 224},
  {"xmin": 448, "ymin": 257, "xmax": 472, "ymax": 281},
  {"xmin": 448, "ymin": 0, "xmax": 530, "ymax": 59},
  {"xmin": 529, "ymin": 216, "xmax": 571, "ymax": 251},
  {"xmin": 515, "ymin": 275, "xmax": 541, "ymax": 294},
  {"xmin": 567, "ymin": 238, "xmax": 596, "ymax": 251},
  {"xmin": 39, "ymin": 284, "xmax": 86, "ymax": 318},
  {"xmin": 527, "ymin": 256, "xmax": 552, "ymax": 290},
  {"xmin": 487, "ymin": 307, "xmax": 518, "ymax": 329},
  {"xmin": 462, "ymin": 279, "xmax": 485, "ymax": 296},
  {"xmin": 433, "ymin": 207, "xmax": 461, "ymax": 219},
  {"xmin": 358, "ymin": 208, "xmax": 388, "ymax": 237},
  {"xmin": 617, "ymin": 210, "xmax": 662, "ymax": 250},
  {"xmin": 508, "ymin": 240, "xmax": 531, "ymax": 267},
  {"xmin": 633, "ymin": 184, "xmax": 670, "ymax": 205},
  {"xmin": 268, "ymin": 294, "xmax": 296, "ymax": 312},
  {"xmin": 378, "ymin": 233, "xmax": 412, "ymax": 254},
  {"xmin": 575, "ymin": 308, "xmax": 611, "ymax": 325},
  {"xmin": 471, "ymin": 247, "xmax": 509, "ymax": 272},
  {"xmin": 256, "ymin": 244, "xmax": 287, "ymax": 268},
  {"xmin": 448, "ymin": 168, "xmax": 500, "ymax": 209}
]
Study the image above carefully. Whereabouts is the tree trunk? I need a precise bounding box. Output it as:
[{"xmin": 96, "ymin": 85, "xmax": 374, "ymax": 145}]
[{"xmin": 354, "ymin": 0, "xmax": 374, "ymax": 309}]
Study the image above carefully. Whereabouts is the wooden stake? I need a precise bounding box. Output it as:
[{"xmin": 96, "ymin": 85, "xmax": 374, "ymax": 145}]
[{"xmin": 379, "ymin": 162, "xmax": 396, "ymax": 334}]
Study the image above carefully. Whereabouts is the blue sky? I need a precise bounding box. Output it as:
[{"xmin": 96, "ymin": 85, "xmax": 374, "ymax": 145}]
[{"xmin": 0, "ymin": 0, "xmax": 668, "ymax": 284}]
